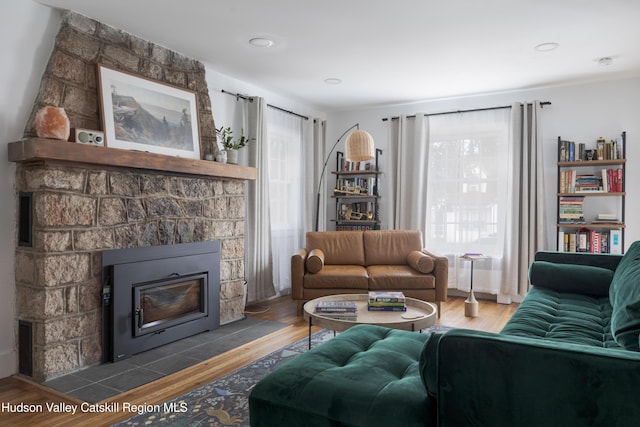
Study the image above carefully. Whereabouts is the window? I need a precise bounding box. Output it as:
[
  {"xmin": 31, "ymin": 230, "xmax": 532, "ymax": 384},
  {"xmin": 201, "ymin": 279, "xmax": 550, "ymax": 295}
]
[
  {"xmin": 426, "ymin": 109, "xmax": 510, "ymax": 292},
  {"xmin": 266, "ymin": 108, "xmax": 305, "ymax": 293}
]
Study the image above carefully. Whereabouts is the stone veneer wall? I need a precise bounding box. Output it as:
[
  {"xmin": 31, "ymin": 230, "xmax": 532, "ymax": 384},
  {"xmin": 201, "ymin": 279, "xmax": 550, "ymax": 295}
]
[
  {"xmin": 14, "ymin": 12, "xmax": 248, "ymax": 381},
  {"xmin": 16, "ymin": 165, "xmax": 246, "ymax": 381}
]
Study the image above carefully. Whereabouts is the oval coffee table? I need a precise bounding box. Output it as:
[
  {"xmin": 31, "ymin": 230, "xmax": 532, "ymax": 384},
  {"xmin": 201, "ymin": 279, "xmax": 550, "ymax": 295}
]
[{"xmin": 303, "ymin": 294, "xmax": 437, "ymax": 348}]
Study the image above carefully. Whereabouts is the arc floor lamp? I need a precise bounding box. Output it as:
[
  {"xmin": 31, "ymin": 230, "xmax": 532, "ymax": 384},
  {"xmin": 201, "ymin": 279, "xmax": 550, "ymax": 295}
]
[{"xmin": 315, "ymin": 124, "xmax": 376, "ymax": 231}]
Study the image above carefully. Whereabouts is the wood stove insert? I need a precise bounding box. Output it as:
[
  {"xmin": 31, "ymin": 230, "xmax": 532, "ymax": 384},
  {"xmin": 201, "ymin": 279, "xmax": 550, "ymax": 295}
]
[{"xmin": 102, "ymin": 241, "xmax": 220, "ymax": 362}]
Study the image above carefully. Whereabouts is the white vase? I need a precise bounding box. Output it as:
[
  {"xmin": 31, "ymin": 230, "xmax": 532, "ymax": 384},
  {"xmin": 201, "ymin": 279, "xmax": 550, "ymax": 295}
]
[
  {"xmin": 227, "ymin": 149, "xmax": 239, "ymax": 164},
  {"xmin": 216, "ymin": 150, "xmax": 227, "ymax": 163}
]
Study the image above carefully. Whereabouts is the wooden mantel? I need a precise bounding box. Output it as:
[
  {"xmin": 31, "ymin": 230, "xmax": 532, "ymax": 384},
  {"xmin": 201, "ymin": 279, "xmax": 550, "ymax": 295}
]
[{"xmin": 8, "ymin": 138, "xmax": 257, "ymax": 181}]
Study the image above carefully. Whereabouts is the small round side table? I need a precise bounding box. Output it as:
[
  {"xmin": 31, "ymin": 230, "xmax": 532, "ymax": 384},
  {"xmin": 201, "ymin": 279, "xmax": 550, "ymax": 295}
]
[{"xmin": 460, "ymin": 253, "xmax": 487, "ymax": 317}]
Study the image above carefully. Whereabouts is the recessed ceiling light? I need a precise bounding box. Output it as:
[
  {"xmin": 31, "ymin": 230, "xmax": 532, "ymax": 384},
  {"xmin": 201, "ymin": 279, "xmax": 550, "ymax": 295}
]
[
  {"xmin": 324, "ymin": 78, "xmax": 342, "ymax": 85},
  {"xmin": 598, "ymin": 57, "xmax": 613, "ymax": 66},
  {"xmin": 249, "ymin": 37, "xmax": 274, "ymax": 48},
  {"xmin": 535, "ymin": 42, "xmax": 559, "ymax": 52}
]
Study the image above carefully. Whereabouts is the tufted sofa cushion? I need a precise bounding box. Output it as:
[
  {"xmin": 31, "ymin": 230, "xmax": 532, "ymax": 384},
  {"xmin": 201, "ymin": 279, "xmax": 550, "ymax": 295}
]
[
  {"xmin": 249, "ymin": 324, "xmax": 435, "ymax": 427},
  {"xmin": 501, "ymin": 286, "xmax": 620, "ymax": 348}
]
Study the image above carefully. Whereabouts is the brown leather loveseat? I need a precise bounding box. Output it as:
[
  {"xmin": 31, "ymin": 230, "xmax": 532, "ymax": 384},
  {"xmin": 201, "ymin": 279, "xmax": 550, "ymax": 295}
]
[{"xmin": 291, "ymin": 230, "xmax": 448, "ymax": 314}]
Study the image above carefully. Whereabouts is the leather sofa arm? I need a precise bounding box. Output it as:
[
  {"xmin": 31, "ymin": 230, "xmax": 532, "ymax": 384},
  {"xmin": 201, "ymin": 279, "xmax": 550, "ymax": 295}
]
[
  {"xmin": 291, "ymin": 248, "xmax": 308, "ymax": 300},
  {"xmin": 426, "ymin": 329, "xmax": 640, "ymax": 426},
  {"xmin": 422, "ymin": 249, "xmax": 448, "ymax": 303}
]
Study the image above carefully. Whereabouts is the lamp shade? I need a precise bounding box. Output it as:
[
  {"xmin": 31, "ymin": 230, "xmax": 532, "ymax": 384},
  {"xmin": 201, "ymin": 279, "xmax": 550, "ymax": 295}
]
[{"xmin": 345, "ymin": 129, "xmax": 375, "ymax": 162}]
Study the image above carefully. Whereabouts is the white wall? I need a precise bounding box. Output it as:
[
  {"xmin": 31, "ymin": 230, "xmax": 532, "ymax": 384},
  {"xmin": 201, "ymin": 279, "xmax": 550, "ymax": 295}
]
[
  {"xmin": 0, "ymin": 1, "xmax": 60, "ymax": 378},
  {"xmin": 205, "ymin": 68, "xmax": 327, "ymax": 142},
  {"xmin": 326, "ymin": 77, "xmax": 640, "ymax": 251}
]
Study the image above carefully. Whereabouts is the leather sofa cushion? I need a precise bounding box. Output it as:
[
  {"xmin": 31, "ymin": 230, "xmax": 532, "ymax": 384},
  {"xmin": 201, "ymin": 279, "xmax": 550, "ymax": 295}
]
[
  {"xmin": 306, "ymin": 231, "xmax": 365, "ymax": 265},
  {"xmin": 306, "ymin": 249, "xmax": 325, "ymax": 273},
  {"xmin": 407, "ymin": 250, "xmax": 434, "ymax": 274},
  {"xmin": 304, "ymin": 265, "xmax": 369, "ymax": 290},
  {"xmin": 367, "ymin": 265, "xmax": 436, "ymax": 290},
  {"xmin": 364, "ymin": 230, "xmax": 423, "ymax": 265},
  {"xmin": 610, "ymin": 241, "xmax": 640, "ymax": 350}
]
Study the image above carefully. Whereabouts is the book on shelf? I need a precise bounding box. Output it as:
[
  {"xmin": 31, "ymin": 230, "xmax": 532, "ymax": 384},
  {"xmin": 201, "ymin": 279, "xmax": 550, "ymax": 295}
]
[
  {"xmin": 335, "ymin": 177, "xmax": 377, "ymax": 196},
  {"xmin": 315, "ymin": 300, "xmax": 358, "ymax": 313},
  {"xmin": 610, "ymin": 229, "xmax": 622, "ymax": 254},
  {"xmin": 558, "ymin": 196, "xmax": 585, "ymax": 223},
  {"xmin": 338, "ymin": 158, "xmax": 375, "ymax": 172},
  {"xmin": 559, "ymin": 169, "xmax": 623, "ymax": 194},
  {"xmin": 559, "ymin": 137, "xmax": 623, "ymax": 162},
  {"xmin": 592, "ymin": 213, "xmax": 621, "ymax": 224},
  {"xmin": 368, "ymin": 291, "xmax": 405, "ymax": 303},
  {"xmin": 558, "ymin": 229, "xmax": 623, "ymax": 254},
  {"xmin": 336, "ymin": 224, "xmax": 377, "ymax": 231}
]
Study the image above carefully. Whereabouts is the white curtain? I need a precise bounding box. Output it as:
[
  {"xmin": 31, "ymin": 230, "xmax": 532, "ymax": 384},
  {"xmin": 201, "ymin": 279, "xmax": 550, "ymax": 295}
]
[
  {"xmin": 501, "ymin": 101, "xmax": 547, "ymax": 299},
  {"xmin": 425, "ymin": 108, "xmax": 511, "ymax": 294},
  {"xmin": 245, "ymin": 97, "xmax": 275, "ymax": 304},
  {"xmin": 266, "ymin": 107, "xmax": 306, "ymax": 295},
  {"xmin": 386, "ymin": 114, "xmax": 430, "ymax": 233}
]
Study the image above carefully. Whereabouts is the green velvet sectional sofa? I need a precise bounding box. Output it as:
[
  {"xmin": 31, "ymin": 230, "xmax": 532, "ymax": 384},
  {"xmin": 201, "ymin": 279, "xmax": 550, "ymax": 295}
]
[{"xmin": 250, "ymin": 242, "xmax": 640, "ymax": 427}]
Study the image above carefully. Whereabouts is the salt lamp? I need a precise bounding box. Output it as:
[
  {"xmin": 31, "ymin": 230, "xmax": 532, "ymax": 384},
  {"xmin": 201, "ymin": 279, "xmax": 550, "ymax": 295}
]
[{"xmin": 35, "ymin": 106, "xmax": 70, "ymax": 141}]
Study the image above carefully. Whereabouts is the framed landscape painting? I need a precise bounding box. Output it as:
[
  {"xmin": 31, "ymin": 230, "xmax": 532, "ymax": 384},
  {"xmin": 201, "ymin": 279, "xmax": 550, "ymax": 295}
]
[{"xmin": 97, "ymin": 64, "xmax": 201, "ymax": 159}]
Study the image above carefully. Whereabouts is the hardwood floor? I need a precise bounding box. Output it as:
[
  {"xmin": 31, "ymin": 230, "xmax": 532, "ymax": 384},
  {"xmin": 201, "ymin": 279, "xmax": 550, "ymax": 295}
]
[{"xmin": 0, "ymin": 296, "xmax": 517, "ymax": 426}]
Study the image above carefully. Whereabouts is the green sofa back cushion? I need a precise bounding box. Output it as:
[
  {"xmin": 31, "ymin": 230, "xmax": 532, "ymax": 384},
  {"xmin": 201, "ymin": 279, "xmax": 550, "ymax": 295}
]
[
  {"xmin": 528, "ymin": 261, "xmax": 613, "ymax": 296},
  {"xmin": 610, "ymin": 241, "xmax": 640, "ymax": 351}
]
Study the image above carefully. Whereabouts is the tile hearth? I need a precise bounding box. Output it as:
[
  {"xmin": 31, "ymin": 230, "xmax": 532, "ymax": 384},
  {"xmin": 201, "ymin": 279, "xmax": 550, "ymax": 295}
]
[{"xmin": 42, "ymin": 317, "xmax": 284, "ymax": 403}]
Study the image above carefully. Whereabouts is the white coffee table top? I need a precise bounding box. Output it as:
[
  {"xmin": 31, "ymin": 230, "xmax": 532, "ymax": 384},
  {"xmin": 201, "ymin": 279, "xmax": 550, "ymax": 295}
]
[{"xmin": 303, "ymin": 294, "xmax": 437, "ymax": 332}]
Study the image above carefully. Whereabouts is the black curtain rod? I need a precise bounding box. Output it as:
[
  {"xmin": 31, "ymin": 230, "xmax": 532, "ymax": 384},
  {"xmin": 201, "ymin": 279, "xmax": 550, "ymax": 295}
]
[
  {"xmin": 221, "ymin": 89, "xmax": 309, "ymax": 120},
  {"xmin": 381, "ymin": 101, "xmax": 551, "ymax": 121}
]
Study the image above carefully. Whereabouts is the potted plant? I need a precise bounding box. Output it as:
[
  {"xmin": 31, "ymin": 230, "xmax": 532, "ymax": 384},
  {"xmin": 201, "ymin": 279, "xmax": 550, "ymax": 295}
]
[{"xmin": 216, "ymin": 126, "xmax": 255, "ymax": 164}]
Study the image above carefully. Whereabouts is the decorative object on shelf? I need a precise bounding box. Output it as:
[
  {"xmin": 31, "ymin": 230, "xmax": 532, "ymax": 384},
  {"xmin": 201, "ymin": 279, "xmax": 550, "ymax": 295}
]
[
  {"xmin": 556, "ymin": 132, "xmax": 626, "ymax": 253},
  {"xmin": 35, "ymin": 106, "xmax": 70, "ymax": 141},
  {"xmin": 70, "ymin": 128, "xmax": 104, "ymax": 146},
  {"xmin": 216, "ymin": 126, "xmax": 254, "ymax": 164},
  {"xmin": 315, "ymin": 123, "xmax": 379, "ymax": 231},
  {"xmin": 215, "ymin": 150, "xmax": 227, "ymax": 163},
  {"xmin": 97, "ymin": 64, "xmax": 201, "ymax": 159}
]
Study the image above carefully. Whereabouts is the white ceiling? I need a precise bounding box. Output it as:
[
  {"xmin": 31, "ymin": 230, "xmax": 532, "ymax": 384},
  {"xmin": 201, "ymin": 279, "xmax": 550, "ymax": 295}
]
[{"xmin": 37, "ymin": 0, "xmax": 640, "ymax": 111}]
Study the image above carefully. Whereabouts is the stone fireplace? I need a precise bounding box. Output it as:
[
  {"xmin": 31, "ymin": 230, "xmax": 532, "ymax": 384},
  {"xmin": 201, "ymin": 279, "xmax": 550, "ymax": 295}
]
[{"xmin": 10, "ymin": 11, "xmax": 256, "ymax": 382}]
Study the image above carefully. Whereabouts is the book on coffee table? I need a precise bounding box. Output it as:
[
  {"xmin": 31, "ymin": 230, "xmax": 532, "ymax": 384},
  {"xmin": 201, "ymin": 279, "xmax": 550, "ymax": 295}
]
[
  {"xmin": 367, "ymin": 305, "xmax": 407, "ymax": 312},
  {"xmin": 315, "ymin": 300, "xmax": 358, "ymax": 313},
  {"xmin": 368, "ymin": 291, "xmax": 406, "ymax": 303}
]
